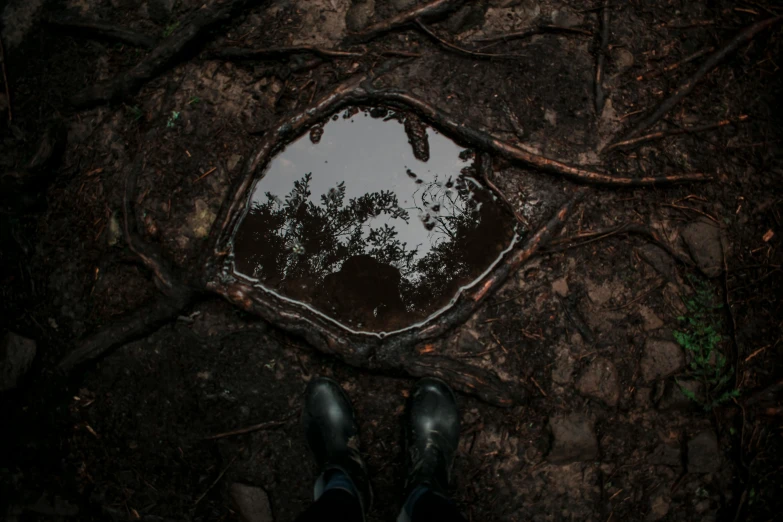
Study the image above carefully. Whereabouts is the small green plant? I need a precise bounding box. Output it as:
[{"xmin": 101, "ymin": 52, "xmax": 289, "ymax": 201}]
[
  {"xmin": 125, "ymin": 105, "xmax": 144, "ymax": 122},
  {"xmin": 187, "ymin": 96, "xmax": 201, "ymax": 105},
  {"xmin": 162, "ymin": 21, "xmax": 180, "ymax": 38},
  {"xmin": 166, "ymin": 110, "xmax": 180, "ymax": 128},
  {"xmin": 674, "ymin": 276, "xmax": 739, "ymax": 411}
]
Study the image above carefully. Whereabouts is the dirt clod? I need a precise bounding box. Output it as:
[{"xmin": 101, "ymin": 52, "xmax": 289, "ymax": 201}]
[
  {"xmin": 640, "ymin": 338, "xmax": 685, "ymax": 383},
  {"xmin": 346, "ymin": 0, "xmax": 375, "ymax": 32},
  {"xmin": 681, "ymin": 218, "xmax": 724, "ymax": 278},
  {"xmin": 547, "ymin": 414, "xmax": 598, "ymax": 464},
  {"xmin": 230, "ymin": 483, "xmax": 274, "ymax": 522},
  {"xmin": 1, "ymin": 332, "xmax": 36, "ymax": 391},
  {"xmin": 575, "ymin": 357, "xmax": 619, "ymax": 407},
  {"xmin": 687, "ymin": 430, "xmax": 721, "ymax": 474}
]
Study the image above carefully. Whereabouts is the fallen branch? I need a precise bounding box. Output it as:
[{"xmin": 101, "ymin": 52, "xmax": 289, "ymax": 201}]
[
  {"xmin": 205, "ymin": 413, "xmax": 296, "ymax": 440},
  {"xmin": 603, "ymin": 115, "xmax": 749, "ymax": 153},
  {"xmin": 636, "ymin": 47, "xmax": 715, "ymax": 81},
  {"xmin": 617, "ymin": 16, "xmax": 783, "ymax": 140},
  {"xmin": 47, "ymin": 16, "xmax": 158, "ymax": 48},
  {"xmin": 71, "ymin": 0, "xmax": 258, "ymax": 108},
  {"xmin": 547, "ymin": 222, "xmax": 694, "ymax": 266},
  {"xmin": 414, "ymin": 19, "xmax": 520, "ymax": 59},
  {"xmin": 473, "ymin": 25, "xmax": 592, "ymax": 46},
  {"xmin": 207, "ymin": 45, "xmax": 365, "ymax": 60},
  {"xmin": 344, "ymin": 0, "xmax": 466, "ymax": 44},
  {"xmin": 594, "ymin": 1, "xmax": 610, "ymax": 113}
]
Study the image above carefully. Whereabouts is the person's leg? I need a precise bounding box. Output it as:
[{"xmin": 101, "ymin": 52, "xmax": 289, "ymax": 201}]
[
  {"xmin": 397, "ymin": 378, "xmax": 467, "ymax": 522},
  {"xmin": 295, "ymin": 377, "xmax": 371, "ymax": 522}
]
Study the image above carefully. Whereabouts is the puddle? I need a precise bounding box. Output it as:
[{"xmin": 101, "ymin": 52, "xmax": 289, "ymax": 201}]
[{"xmin": 231, "ymin": 107, "xmax": 518, "ymax": 333}]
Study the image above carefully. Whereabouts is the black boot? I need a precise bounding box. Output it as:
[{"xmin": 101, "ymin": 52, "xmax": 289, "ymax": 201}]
[
  {"xmin": 302, "ymin": 377, "xmax": 371, "ymax": 515},
  {"xmin": 404, "ymin": 377, "xmax": 460, "ymax": 497}
]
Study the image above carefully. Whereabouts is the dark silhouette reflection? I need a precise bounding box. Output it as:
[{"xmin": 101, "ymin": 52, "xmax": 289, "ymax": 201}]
[{"xmin": 231, "ymin": 108, "xmax": 516, "ymax": 332}]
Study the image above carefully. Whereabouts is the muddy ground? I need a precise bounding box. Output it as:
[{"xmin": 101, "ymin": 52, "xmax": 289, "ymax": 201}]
[{"xmin": 1, "ymin": 0, "xmax": 782, "ymax": 521}]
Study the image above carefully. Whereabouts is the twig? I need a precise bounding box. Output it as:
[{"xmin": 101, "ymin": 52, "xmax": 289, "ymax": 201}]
[
  {"xmin": 344, "ymin": 0, "xmax": 466, "ymax": 44},
  {"xmin": 47, "ymin": 17, "xmax": 158, "ymax": 48},
  {"xmin": 0, "ymin": 35, "xmax": 11, "ymax": 122},
  {"xmin": 414, "ymin": 19, "xmax": 520, "ymax": 59},
  {"xmin": 193, "ymin": 455, "xmax": 237, "ymax": 506},
  {"xmin": 208, "ymin": 45, "xmax": 365, "ymax": 61},
  {"xmin": 205, "ymin": 415, "xmax": 294, "ymax": 440},
  {"xmin": 547, "ymin": 222, "xmax": 694, "ymax": 266},
  {"xmin": 473, "ymin": 25, "xmax": 592, "ymax": 45},
  {"xmin": 636, "ymin": 47, "xmax": 715, "ymax": 81},
  {"xmin": 618, "ymin": 16, "xmax": 783, "ymax": 140},
  {"xmin": 530, "ymin": 376, "xmax": 548, "ymax": 397},
  {"xmin": 594, "ymin": 0, "xmax": 610, "ymax": 113},
  {"xmin": 194, "ymin": 166, "xmax": 217, "ymax": 182},
  {"xmin": 662, "ymin": 203, "xmax": 720, "ymax": 224},
  {"xmin": 603, "ymin": 115, "xmax": 749, "ymax": 152},
  {"xmin": 71, "ymin": 0, "xmax": 257, "ymax": 107}
]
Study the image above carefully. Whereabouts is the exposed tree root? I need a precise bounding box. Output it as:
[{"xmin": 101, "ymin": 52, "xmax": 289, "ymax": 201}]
[
  {"xmin": 59, "ymin": 62, "xmax": 711, "ymax": 405},
  {"xmin": 0, "ymin": 35, "xmax": 11, "ymax": 122},
  {"xmin": 602, "ymin": 115, "xmax": 749, "ymax": 153},
  {"xmin": 413, "ymin": 19, "xmax": 521, "ymax": 59},
  {"xmin": 473, "ymin": 25, "xmax": 592, "ymax": 46},
  {"xmin": 207, "ymin": 45, "xmax": 365, "ymax": 61},
  {"xmin": 478, "ymin": 152, "xmax": 528, "ymax": 227},
  {"xmin": 594, "ymin": 0, "xmax": 610, "ymax": 113},
  {"xmin": 635, "ymin": 47, "xmax": 715, "ymax": 82},
  {"xmin": 547, "ymin": 222, "xmax": 694, "ymax": 266},
  {"xmin": 70, "ymin": 0, "xmax": 258, "ymax": 108},
  {"xmin": 46, "ymin": 16, "xmax": 157, "ymax": 49},
  {"xmin": 615, "ymin": 15, "xmax": 783, "ymax": 142},
  {"xmin": 344, "ymin": 0, "xmax": 466, "ymax": 44}
]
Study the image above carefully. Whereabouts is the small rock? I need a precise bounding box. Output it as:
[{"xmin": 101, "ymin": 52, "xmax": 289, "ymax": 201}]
[
  {"xmin": 187, "ymin": 199, "xmax": 217, "ymax": 239},
  {"xmin": 681, "ymin": 218, "xmax": 724, "ymax": 278},
  {"xmin": 544, "ymin": 109, "xmax": 558, "ymax": 126},
  {"xmin": 227, "ymin": 154, "xmax": 243, "ymax": 172},
  {"xmin": 552, "ymin": 277, "xmax": 569, "ymax": 297},
  {"xmin": 547, "ymin": 414, "xmax": 598, "ymax": 464},
  {"xmin": 638, "ymin": 244, "xmax": 678, "ymax": 283},
  {"xmin": 552, "ymin": 9, "xmax": 583, "ymax": 28},
  {"xmin": 346, "ymin": 0, "xmax": 375, "ymax": 33},
  {"xmin": 391, "ymin": 0, "xmax": 416, "ymax": 10},
  {"xmin": 687, "ymin": 430, "xmax": 720, "ymax": 473},
  {"xmin": 230, "ymin": 483, "xmax": 273, "ymax": 522},
  {"xmin": 649, "ymin": 443, "xmax": 681, "ymax": 467},
  {"xmin": 648, "ymin": 488, "xmax": 671, "ymax": 521},
  {"xmin": 657, "ymin": 379, "xmax": 704, "ymax": 410},
  {"xmin": 551, "ymin": 346, "xmax": 575, "ymax": 385},
  {"xmin": 148, "ymin": 0, "xmax": 176, "ymax": 23},
  {"xmin": 1, "ymin": 332, "xmax": 37, "ymax": 391},
  {"xmin": 576, "ymin": 357, "xmax": 620, "ymax": 407},
  {"xmin": 107, "ymin": 211, "xmax": 122, "ymax": 246},
  {"xmin": 456, "ymin": 330, "xmax": 483, "ymax": 353},
  {"xmin": 613, "ymin": 48, "xmax": 635, "ymax": 73},
  {"xmin": 638, "ymin": 305, "xmax": 664, "ymax": 331},
  {"xmin": 641, "ymin": 339, "xmax": 685, "ymax": 382}
]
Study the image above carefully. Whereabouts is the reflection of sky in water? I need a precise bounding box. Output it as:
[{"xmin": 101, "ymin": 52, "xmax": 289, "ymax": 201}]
[{"xmin": 248, "ymin": 111, "xmax": 473, "ymax": 272}]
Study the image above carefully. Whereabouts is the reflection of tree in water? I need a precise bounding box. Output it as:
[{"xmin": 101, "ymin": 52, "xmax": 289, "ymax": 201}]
[{"xmin": 234, "ymin": 170, "xmax": 511, "ymax": 328}]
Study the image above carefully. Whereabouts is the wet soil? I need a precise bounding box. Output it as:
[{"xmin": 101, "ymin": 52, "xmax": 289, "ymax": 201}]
[{"xmin": 2, "ymin": 1, "xmax": 783, "ymax": 522}]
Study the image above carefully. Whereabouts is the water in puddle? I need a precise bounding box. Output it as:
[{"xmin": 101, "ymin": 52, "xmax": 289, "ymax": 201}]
[{"xmin": 231, "ymin": 107, "xmax": 518, "ymax": 333}]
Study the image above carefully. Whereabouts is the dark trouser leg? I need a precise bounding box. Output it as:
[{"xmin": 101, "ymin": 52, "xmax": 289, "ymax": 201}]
[
  {"xmin": 398, "ymin": 486, "xmax": 468, "ymax": 522},
  {"xmin": 295, "ymin": 488, "xmax": 363, "ymax": 522}
]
